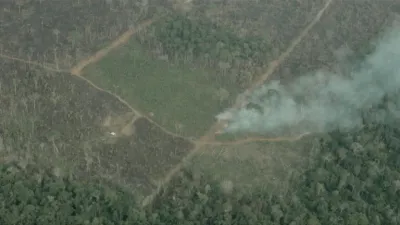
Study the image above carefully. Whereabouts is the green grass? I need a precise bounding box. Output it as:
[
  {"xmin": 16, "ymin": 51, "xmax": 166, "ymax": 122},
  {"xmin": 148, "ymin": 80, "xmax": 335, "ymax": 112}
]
[{"xmin": 83, "ymin": 39, "xmax": 238, "ymax": 137}]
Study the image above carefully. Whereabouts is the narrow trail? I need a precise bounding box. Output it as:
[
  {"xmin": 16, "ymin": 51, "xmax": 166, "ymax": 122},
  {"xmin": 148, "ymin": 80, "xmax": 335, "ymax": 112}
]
[
  {"xmin": 142, "ymin": 0, "xmax": 334, "ymax": 208},
  {"xmin": 70, "ymin": 19, "xmax": 155, "ymax": 76},
  {"xmin": 0, "ymin": 53, "xmax": 68, "ymax": 73}
]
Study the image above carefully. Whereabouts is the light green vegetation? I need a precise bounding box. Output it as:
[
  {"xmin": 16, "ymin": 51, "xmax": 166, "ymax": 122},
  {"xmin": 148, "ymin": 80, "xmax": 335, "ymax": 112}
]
[{"xmin": 83, "ymin": 39, "xmax": 238, "ymax": 137}]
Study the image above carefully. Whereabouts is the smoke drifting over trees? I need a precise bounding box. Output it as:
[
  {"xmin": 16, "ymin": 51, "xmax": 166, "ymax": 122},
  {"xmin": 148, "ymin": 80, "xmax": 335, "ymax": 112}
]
[{"xmin": 220, "ymin": 27, "xmax": 400, "ymax": 135}]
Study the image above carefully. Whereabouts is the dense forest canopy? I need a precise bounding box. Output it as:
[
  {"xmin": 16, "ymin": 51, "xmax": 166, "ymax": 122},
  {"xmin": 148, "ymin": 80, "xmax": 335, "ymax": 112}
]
[{"xmin": 0, "ymin": 163, "xmax": 145, "ymax": 225}]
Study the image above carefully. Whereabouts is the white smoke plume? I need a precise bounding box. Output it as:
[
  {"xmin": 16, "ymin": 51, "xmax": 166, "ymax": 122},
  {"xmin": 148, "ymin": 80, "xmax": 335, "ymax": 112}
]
[{"xmin": 218, "ymin": 27, "xmax": 400, "ymax": 135}]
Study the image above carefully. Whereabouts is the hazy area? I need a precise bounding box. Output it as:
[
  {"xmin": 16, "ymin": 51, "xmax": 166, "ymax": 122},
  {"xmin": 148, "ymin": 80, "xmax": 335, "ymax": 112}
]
[{"xmin": 222, "ymin": 27, "xmax": 400, "ymax": 135}]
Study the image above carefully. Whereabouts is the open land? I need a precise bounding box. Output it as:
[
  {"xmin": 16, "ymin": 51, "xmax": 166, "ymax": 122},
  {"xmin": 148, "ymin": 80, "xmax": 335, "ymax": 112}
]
[{"xmin": 82, "ymin": 37, "xmax": 238, "ymax": 138}]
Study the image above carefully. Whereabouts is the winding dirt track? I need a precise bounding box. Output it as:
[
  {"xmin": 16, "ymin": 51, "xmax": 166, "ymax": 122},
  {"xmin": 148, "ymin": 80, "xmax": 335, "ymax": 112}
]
[{"xmin": 141, "ymin": 0, "xmax": 334, "ymax": 207}]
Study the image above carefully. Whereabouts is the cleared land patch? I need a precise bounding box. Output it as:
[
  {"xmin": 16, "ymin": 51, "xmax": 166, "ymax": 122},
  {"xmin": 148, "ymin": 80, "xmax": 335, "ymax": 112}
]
[{"xmin": 82, "ymin": 38, "xmax": 237, "ymax": 138}]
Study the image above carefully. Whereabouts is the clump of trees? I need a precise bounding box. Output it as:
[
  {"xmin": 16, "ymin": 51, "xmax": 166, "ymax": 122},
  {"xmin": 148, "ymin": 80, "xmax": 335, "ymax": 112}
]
[
  {"xmin": 138, "ymin": 14, "xmax": 271, "ymax": 88},
  {"xmin": 0, "ymin": 163, "xmax": 146, "ymax": 225},
  {"xmin": 295, "ymin": 125, "xmax": 400, "ymax": 225}
]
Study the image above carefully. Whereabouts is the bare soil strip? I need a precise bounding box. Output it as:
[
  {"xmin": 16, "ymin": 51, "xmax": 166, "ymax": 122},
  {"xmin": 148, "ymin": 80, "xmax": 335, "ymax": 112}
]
[
  {"xmin": 70, "ymin": 19, "xmax": 155, "ymax": 76},
  {"xmin": 141, "ymin": 0, "xmax": 334, "ymax": 208}
]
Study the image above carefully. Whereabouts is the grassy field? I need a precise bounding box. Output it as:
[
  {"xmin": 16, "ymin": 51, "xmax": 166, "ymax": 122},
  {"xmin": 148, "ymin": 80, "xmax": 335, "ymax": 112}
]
[{"xmin": 82, "ymin": 38, "xmax": 238, "ymax": 138}]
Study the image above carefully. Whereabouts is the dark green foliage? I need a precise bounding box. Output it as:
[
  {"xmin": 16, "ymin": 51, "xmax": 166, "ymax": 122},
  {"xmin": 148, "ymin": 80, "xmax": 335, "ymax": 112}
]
[
  {"xmin": 0, "ymin": 163, "xmax": 145, "ymax": 225},
  {"xmin": 294, "ymin": 124, "xmax": 400, "ymax": 225},
  {"xmin": 153, "ymin": 14, "xmax": 270, "ymax": 66}
]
